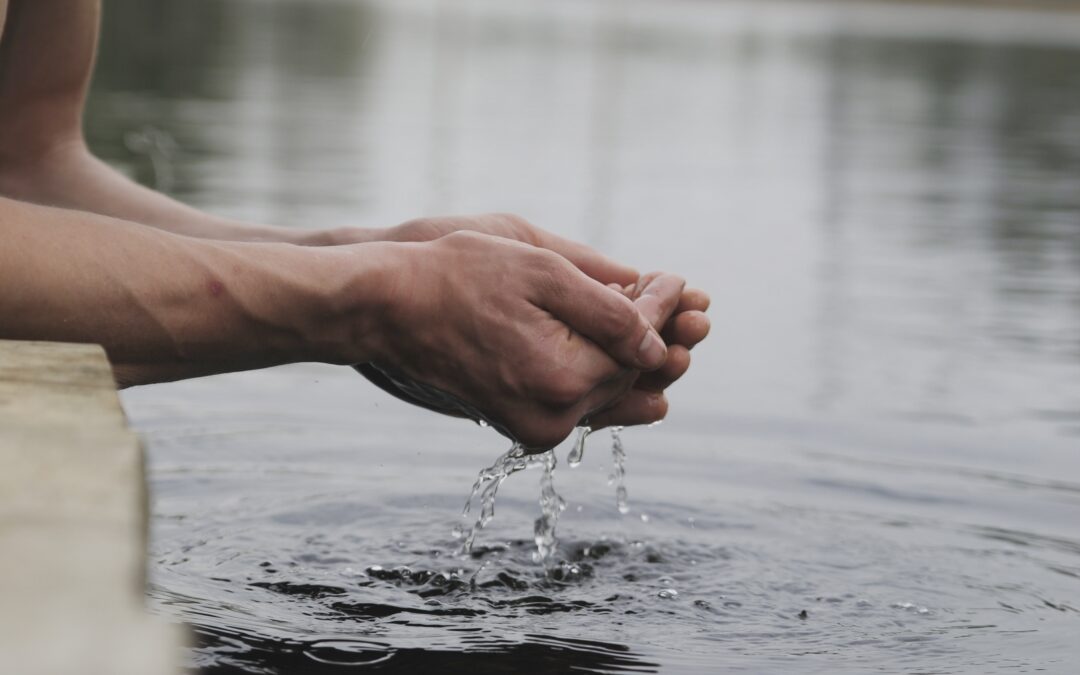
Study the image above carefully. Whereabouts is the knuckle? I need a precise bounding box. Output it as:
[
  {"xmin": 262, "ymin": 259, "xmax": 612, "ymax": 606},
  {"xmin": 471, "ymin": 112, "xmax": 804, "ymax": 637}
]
[
  {"xmin": 442, "ymin": 229, "xmax": 486, "ymax": 248},
  {"xmin": 395, "ymin": 217, "xmax": 441, "ymax": 241},
  {"xmin": 532, "ymin": 250, "xmax": 574, "ymax": 293},
  {"xmin": 534, "ymin": 246, "xmax": 568, "ymax": 271}
]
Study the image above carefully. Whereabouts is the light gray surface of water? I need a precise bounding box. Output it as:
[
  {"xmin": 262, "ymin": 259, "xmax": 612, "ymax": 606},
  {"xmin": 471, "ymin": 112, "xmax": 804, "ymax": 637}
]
[{"xmin": 95, "ymin": 0, "xmax": 1080, "ymax": 672}]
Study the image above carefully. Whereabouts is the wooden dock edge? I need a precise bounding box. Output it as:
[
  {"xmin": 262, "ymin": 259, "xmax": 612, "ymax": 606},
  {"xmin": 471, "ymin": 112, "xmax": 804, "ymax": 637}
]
[{"xmin": 0, "ymin": 340, "xmax": 187, "ymax": 675}]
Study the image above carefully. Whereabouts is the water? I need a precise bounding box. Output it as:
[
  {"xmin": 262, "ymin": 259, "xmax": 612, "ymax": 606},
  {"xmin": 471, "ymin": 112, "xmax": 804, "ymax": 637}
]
[
  {"xmin": 609, "ymin": 427, "xmax": 631, "ymax": 515},
  {"xmin": 533, "ymin": 450, "xmax": 567, "ymax": 564},
  {"xmin": 455, "ymin": 443, "xmax": 533, "ymax": 556},
  {"xmin": 568, "ymin": 426, "xmax": 592, "ymax": 468},
  {"xmin": 94, "ymin": 0, "xmax": 1080, "ymax": 672},
  {"xmin": 455, "ymin": 433, "xmax": 580, "ymax": 566}
]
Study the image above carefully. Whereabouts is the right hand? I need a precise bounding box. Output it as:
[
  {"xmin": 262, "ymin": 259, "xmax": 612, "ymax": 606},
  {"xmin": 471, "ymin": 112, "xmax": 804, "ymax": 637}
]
[{"xmin": 365, "ymin": 230, "xmax": 685, "ymax": 451}]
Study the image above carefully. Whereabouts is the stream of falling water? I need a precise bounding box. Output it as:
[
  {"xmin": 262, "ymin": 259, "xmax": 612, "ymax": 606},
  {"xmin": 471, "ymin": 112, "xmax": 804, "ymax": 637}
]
[
  {"xmin": 609, "ymin": 426, "xmax": 630, "ymax": 515},
  {"xmin": 454, "ymin": 426, "xmax": 630, "ymax": 565}
]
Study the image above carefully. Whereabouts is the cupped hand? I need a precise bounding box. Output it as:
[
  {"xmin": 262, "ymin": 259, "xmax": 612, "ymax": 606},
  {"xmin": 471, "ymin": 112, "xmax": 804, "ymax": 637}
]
[
  {"xmin": 336, "ymin": 214, "xmax": 706, "ymax": 333},
  {"xmin": 382, "ymin": 213, "xmax": 640, "ymax": 287},
  {"xmin": 584, "ymin": 274, "xmax": 711, "ymax": 430},
  {"xmin": 364, "ymin": 230, "xmax": 685, "ymax": 452}
]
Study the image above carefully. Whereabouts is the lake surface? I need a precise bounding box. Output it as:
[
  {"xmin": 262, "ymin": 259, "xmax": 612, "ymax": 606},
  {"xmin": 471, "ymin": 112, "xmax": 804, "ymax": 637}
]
[{"xmin": 94, "ymin": 0, "xmax": 1080, "ymax": 672}]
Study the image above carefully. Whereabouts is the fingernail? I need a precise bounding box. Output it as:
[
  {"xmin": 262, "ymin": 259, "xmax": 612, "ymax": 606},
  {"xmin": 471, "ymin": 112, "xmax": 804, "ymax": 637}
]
[{"xmin": 637, "ymin": 328, "xmax": 666, "ymax": 369}]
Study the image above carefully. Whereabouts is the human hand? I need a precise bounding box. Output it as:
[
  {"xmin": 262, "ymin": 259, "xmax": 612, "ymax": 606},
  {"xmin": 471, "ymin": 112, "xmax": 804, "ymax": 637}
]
[
  {"xmin": 584, "ymin": 274, "xmax": 711, "ymax": 429},
  {"xmin": 380, "ymin": 213, "xmax": 640, "ymax": 287},
  {"xmin": 332, "ymin": 213, "xmax": 709, "ymax": 338},
  {"xmin": 355, "ymin": 231, "xmax": 684, "ymax": 451}
]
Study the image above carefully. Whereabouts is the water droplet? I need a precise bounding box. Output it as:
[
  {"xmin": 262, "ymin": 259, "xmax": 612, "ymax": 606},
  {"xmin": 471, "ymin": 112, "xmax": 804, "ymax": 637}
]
[
  {"xmin": 451, "ymin": 525, "xmax": 465, "ymax": 539},
  {"xmin": 657, "ymin": 589, "xmax": 679, "ymax": 599},
  {"xmin": 640, "ymin": 513, "xmax": 650, "ymax": 523},
  {"xmin": 567, "ymin": 426, "xmax": 591, "ymax": 468}
]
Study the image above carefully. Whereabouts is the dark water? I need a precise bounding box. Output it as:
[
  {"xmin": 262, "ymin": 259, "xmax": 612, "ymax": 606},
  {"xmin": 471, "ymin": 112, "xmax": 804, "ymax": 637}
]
[{"xmin": 96, "ymin": 0, "xmax": 1080, "ymax": 672}]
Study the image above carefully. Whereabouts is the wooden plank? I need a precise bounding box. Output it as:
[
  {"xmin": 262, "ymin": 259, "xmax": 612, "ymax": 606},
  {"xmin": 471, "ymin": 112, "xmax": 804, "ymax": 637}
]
[
  {"xmin": 0, "ymin": 340, "xmax": 116, "ymax": 388},
  {"xmin": 0, "ymin": 339, "xmax": 126, "ymax": 428},
  {"xmin": 0, "ymin": 340, "xmax": 185, "ymax": 675}
]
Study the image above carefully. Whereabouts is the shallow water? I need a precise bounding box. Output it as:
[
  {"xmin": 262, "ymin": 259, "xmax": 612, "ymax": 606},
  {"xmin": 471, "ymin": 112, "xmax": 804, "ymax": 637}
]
[{"xmin": 97, "ymin": 0, "xmax": 1080, "ymax": 672}]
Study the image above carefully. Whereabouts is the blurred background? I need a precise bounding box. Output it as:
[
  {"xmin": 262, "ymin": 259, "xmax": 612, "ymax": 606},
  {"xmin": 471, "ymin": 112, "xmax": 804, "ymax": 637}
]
[{"xmin": 98, "ymin": 1, "xmax": 1080, "ymax": 673}]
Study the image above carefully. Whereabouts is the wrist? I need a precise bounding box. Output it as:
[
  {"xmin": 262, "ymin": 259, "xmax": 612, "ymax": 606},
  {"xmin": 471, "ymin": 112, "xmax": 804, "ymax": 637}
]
[{"xmin": 286, "ymin": 240, "xmax": 410, "ymax": 365}]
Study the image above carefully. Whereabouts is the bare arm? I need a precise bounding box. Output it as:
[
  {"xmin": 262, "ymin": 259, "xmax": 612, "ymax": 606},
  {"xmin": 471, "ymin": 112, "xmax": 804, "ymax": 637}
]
[
  {"xmin": 0, "ymin": 192, "xmax": 681, "ymax": 447},
  {"xmin": 0, "ymin": 0, "xmax": 359, "ymax": 245},
  {"xmin": 0, "ymin": 195, "xmax": 391, "ymax": 383},
  {"xmin": 0, "ymin": 1, "xmax": 663, "ymax": 275}
]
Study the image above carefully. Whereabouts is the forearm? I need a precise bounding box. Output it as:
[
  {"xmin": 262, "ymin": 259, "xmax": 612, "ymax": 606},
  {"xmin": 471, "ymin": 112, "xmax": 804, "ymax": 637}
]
[
  {"xmin": 0, "ymin": 195, "xmax": 392, "ymax": 385},
  {"xmin": 0, "ymin": 0, "xmax": 372, "ymax": 247},
  {"xmin": 0, "ymin": 143, "xmax": 381, "ymax": 245}
]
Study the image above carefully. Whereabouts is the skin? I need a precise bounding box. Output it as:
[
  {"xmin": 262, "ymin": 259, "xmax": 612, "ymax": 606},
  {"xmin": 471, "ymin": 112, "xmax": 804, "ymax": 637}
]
[{"xmin": 0, "ymin": 0, "xmax": 710, "ymax": 450}]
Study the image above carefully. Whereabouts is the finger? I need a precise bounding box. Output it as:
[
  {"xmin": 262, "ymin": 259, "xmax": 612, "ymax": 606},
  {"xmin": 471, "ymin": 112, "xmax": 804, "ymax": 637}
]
[
  {"xmin": 677, "ymin": 287, "xmax": 710, "ymax": 313},
  {"xmin": 536, "ymin": 263, "xmax": 683, "ymax": 371},
  {"xmin": 632, "ymin": 272, "xmax": 685, "ymax": 332},
  {"xmin": 634, "ymin": 345, "xmax": 691, "ymax": 393},
  {"xmin": 587, "ymin": 390, "xmax": 669, "ymax": 430},
  {"xmin": 660, "ymin": 310, "xmax": 711, "ymax": 349},
  {"xmin": 535, "ymin": 230, "xmax": 639, "ymax": 286},
  {"xmin": 624, "ymin": 271, "xmax": 660, "ymax": 300}
]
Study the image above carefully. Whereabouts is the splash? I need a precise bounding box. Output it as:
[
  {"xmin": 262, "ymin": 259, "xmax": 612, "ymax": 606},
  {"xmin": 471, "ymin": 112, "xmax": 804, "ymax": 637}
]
[{"xmin": 455, "ymin": 426, "xmax": 630, "ymax": 565}]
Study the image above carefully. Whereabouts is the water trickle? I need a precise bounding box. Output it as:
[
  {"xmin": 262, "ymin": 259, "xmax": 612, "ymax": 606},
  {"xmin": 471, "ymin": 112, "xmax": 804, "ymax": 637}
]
[
  {"xmin": 566, "ymin": 426, "xmax": 591, "ymax": 468},
  {"xmin": 533, "ymin": 451, "xmax": 567, "ymax": 564},
  {"xmin": 457, "ymin": 425, "xmax": 630, "ymax": 565},
  {"xmin": 609, "ymin": 426, "xmax": 630, "ymax": 514},
  {"xmin": 457, "ymin": 444, "xmax": 550, "ymax": 556}
]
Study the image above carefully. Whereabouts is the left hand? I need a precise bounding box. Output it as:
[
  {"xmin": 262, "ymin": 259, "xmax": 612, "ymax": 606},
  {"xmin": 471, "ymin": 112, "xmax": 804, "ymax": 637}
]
[{"xmin": 327, "ymin": 213, "xmax": 639, "ymax": 285}]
